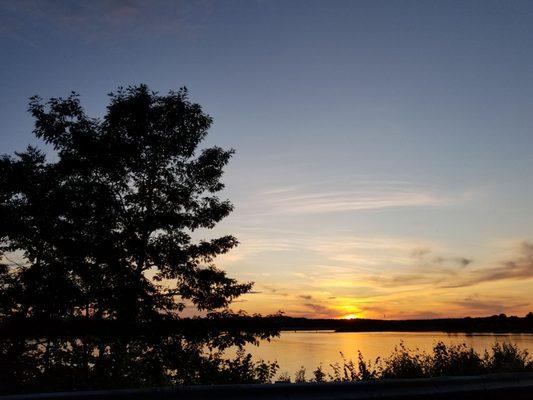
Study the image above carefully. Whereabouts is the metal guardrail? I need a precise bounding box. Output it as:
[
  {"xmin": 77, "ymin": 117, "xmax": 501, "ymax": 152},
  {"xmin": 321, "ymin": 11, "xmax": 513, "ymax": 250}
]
[{"xmin": 2, "ymin": 373, "xmax": 533, "ymax": 400}]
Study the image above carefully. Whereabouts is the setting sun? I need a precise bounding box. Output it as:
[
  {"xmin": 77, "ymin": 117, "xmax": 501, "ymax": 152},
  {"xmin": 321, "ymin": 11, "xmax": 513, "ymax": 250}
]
[{"xmin": 342, "ymin": 314, "xmax": 359, "ymax": 320}]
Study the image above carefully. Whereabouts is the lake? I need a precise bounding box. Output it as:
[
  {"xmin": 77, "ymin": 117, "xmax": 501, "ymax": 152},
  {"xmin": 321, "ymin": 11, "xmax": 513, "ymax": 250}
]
[{"xmin": 239, "ymin": 331, "xmax": 533, "ymax": 376}]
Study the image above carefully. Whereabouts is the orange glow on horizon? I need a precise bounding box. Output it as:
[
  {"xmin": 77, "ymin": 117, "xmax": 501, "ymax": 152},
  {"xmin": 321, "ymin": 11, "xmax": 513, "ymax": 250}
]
[{"xmin": 341, "ymin": 313, "xmax": 359, "ymax": 320}]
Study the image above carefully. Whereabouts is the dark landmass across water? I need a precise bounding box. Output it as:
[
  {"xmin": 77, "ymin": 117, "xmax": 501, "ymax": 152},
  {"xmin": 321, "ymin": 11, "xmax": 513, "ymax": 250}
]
[{"xmin": 277, "ymin": 314, "xmax": 533, "ymax": 333}]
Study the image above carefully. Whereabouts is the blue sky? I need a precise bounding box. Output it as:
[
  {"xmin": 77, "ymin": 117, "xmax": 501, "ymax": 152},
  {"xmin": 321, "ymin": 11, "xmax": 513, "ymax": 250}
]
[{"xmin": 2, "ymin": 0, "xmax": 533, "ymax": 318}]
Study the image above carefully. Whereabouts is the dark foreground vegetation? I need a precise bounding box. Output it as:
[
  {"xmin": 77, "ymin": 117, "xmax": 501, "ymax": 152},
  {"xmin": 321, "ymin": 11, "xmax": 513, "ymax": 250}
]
[
  {"xmin": 1, "ymin": 333, "xmax": 532, "ymax": 394},
  {"xmin": 1, "ymin": 312, "xmax": 533, "ymax": 393},
  {"xmin": 284, "ymin": 342, "xmax": 533, "ymax": 383},
  {"xmin": 0, "ymin": 332, "xmax": 280, "ymax": 394}
]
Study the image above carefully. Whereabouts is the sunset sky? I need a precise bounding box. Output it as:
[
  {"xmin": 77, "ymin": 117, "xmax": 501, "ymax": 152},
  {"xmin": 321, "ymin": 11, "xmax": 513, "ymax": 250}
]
[{"xmin": 2, "ymin": 0, "xmax": 533, "ymax": 319}]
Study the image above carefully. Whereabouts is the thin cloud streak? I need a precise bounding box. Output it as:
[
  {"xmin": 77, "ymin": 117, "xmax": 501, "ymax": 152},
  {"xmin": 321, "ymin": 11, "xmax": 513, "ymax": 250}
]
[
  {"xmin": 255, "ymin": 182, "xmax": 473, "ymax": 215},
  {"xmin": 440, "ymin": 241, "xmax": 533, "ymax": 288},
  {"xmin": 356, "ymin": 241, "xmax": 533, "ymax": 290}
]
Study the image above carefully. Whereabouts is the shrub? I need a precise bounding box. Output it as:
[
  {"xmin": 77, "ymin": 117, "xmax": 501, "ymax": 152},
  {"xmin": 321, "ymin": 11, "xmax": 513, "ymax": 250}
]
[
  {"xmin": 294, "ymin": 366, "xmax": 306, "ymax": 383},
  {"xmin": 276, "ymin": 372, "xmax": 291, "ymax": 383},
  {"xmin": 429, "ymin": 342, "xmax": 485, "ymax": 376},
  {"xmin": 484, "ymin": 343, "xmax": 532, "ymax": 373},
  {"xmin": 312, "ymin": 341, "xmax": 533, "ymax": 382},
  {"xmin": 312, "ymin": 365, "xmax": 326, "ymax": 382},
  {"xmin": 379, "ymin": 342, "xmax": 428, "ymax": 379}
]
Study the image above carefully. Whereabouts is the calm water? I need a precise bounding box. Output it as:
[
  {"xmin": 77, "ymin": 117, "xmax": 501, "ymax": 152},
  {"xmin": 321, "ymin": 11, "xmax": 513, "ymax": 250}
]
[{"xmin": 238, "ymin": 331, "xmax": 533, "ymax": 375}]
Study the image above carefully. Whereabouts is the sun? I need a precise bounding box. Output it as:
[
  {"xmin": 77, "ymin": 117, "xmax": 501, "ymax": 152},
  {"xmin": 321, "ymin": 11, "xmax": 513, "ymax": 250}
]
[{"xmin": 342, "ymin": 313, "xmax": 359, "ymax": 320}]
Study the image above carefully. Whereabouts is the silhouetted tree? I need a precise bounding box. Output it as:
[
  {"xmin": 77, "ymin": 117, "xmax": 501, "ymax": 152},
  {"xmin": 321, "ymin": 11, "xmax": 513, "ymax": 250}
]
[
  {"xmin": 0, "ymin": 85, "xmax": 250, "ymax": 322},
  {"xmin": 0, "ymin": 86, "xmax": 282, "ymax": 394}
]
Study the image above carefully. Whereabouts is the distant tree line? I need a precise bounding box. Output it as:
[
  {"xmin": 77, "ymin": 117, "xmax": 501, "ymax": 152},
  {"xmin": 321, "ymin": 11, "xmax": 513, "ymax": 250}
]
[{"xmin": 273, "ymin": 313, "xmax": 533, "ymax": 333}]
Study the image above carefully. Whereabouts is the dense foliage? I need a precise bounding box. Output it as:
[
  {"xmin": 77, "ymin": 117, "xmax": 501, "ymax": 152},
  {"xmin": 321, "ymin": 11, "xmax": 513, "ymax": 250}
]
[
  {"xmin": 0, "ymin": 85, "xmax": 279, "ymax": 394},
  {"xmin": 0, "ymin": 85, "xmax": 250, "ymax": 321},
  {"xmin": 0, "ymin": 334, "xmax": 279, "ymax": 393}
]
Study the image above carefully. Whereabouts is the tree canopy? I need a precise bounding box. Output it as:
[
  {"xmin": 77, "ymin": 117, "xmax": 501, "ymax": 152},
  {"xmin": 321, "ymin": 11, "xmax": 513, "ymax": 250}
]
[{"xmin": 0, "ymin": 84, "xmax": 250, "ymax": 322}]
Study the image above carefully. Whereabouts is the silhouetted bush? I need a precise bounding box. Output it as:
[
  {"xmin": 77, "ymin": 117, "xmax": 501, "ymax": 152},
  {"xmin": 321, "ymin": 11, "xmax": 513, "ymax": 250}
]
[
  {"xmin": 294, "ymin": 366, "xmax": 306, "ymax": 383},
  {"xmin": 276, "ymin": 371, "xmax": 291, "ymax": 383},
  {"xmin": 429, "ymin": 342, "xmax": 484, "ymax": 376},
  {"xmin": 316, "ymin": 341, "xmax": 533, "ymax": 382},
  {"xmin": 379, "ymin": 343, "xmax": 427, "ymax": 379},
  {"xmin": 485, "ymin": 342, "xmax": 531, "ymax": 373},
  {"xmin": 312, "ymin": 364, "xmax": 326, "ymax": 382}
]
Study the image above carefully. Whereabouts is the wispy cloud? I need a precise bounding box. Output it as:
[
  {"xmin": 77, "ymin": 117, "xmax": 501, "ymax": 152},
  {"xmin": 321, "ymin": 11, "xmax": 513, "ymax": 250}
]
[
  {"xmin": 302, "ymin": 302, "xmax": 335, "ymax": 316},
  {"xmin": 441, "ymin": 241, "xmax": 533, "ymax": 288},
  {"xmin": 256, "ymin": 182, "xmax": 471, "ymax": 215},
  {"xmin": 219, "ymin": 232, "xmax": 438, "ymax": 271},
  {"xmin": 450, "ymin": 295, "xmax": 529, "ymax": 315},
  {"xmin": 357, "ymin": 241, "xmax": 533, "ymax": 290}
]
